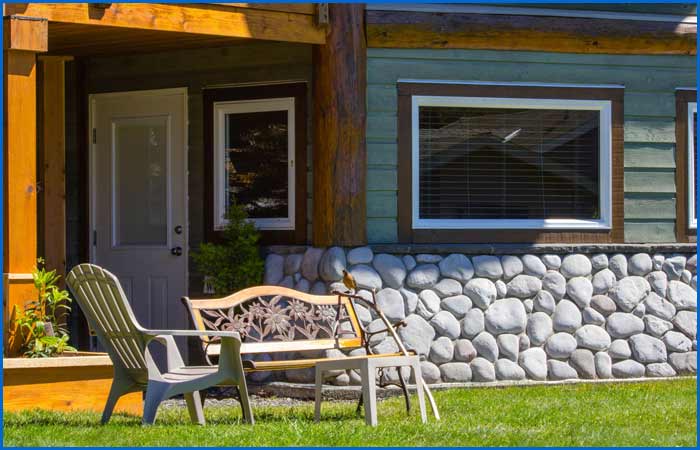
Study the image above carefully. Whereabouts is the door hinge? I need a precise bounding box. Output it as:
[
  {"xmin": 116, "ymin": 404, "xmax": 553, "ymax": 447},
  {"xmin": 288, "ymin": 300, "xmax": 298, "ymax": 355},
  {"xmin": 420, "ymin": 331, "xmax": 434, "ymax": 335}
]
[
  {"xmin": 92, "ymin": 230, "xmax": 97, "ymax": 246},
  {"xmin": 92, "ymin": 128, "xmax": 96, "ymax": 144}
]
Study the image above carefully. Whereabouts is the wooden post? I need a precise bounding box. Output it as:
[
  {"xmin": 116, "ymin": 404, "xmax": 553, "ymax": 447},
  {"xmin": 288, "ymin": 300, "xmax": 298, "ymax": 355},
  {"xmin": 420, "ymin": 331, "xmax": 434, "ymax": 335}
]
[
  {"xmin": 312, "ymin": 4, "xmax": 367, "ymax": 247},
  {"xmin": 3, "ymin": 16, "xmax": 48, "ymax": 355},
  {"xmin": 39, "ymin": 56, "xmax": 72, "ymax": 283}
]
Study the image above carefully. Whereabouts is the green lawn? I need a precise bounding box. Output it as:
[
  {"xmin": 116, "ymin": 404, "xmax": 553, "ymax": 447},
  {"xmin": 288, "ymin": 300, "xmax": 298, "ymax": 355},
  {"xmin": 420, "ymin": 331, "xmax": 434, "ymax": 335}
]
[{"xmin": 3, "ymin": 379, "xmax": 697, "ymax": 447}]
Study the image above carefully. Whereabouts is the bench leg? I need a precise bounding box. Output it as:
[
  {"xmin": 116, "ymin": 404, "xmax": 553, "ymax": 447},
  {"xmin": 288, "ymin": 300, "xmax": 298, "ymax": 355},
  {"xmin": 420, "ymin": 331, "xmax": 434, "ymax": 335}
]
[
  {"xmin": 314, "ymin": 367, "xmax": 323, "ymax": 423},
  {"xmin": 360, "ymin": 362, "xmax": 378, "ymax": 427},
  {"xmin": 398, "ymin": 368, "xmax": 411, "ymax": 414}
]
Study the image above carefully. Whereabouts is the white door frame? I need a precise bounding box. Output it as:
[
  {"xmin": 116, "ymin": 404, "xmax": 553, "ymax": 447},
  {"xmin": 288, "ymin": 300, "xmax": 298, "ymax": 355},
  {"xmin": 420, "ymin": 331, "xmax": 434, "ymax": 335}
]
[{"xmin": 88, "ymin": 87, "xmax": 189, "ymax": 294}]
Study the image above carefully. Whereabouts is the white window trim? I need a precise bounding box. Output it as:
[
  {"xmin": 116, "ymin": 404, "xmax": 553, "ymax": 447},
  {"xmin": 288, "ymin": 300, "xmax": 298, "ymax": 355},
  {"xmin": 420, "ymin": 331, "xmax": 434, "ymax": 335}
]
[
  {"xmin": 411, "ymin": 95, "xmax": 613, "ymax": 230},
  {"xmin": 688, "ymin": 102, "xmax": 697, "ymax": 230},
  {"xmin": 213, "ymin": 97, "xmax": 295, "ymax": 230}
]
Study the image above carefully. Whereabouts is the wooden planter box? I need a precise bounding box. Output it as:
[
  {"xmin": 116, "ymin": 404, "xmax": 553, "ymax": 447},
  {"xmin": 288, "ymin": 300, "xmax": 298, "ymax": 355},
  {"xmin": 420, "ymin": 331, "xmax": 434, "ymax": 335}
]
[{"xmin": 3, "ymin": 352, "xmax": 142, "ymax": 415}]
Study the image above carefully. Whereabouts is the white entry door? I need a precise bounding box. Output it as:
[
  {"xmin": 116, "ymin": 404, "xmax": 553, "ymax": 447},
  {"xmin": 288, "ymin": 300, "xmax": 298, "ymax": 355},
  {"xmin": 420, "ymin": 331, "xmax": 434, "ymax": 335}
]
[{"xmin": 90, "ymin": 88, "xmax": 188, "ymax": 353}]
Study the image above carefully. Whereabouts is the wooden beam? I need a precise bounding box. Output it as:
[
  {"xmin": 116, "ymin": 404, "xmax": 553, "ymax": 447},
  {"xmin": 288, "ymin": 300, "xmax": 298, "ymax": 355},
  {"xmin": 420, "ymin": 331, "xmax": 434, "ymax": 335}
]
[
  {"xmin": 312, "ymin": 4, "xmax": 367, "ymax": 247},
  {"xmin": 367, "ymin": 10, "xmax": 697, "ymax": 55},
  {"xmin": 39, "ymin": 56, "xmax": 71, "ymax": 282},
  {"xmin": 215, "ymin": 4, "xmax": 316, "ymax": 15},
  {"xmin": 4, "ymin": 3, "xmax": 326, "ymax": 44},
  {"xmin": 3, "ymin": 16, "xmax": 48, "ymax": 52}
]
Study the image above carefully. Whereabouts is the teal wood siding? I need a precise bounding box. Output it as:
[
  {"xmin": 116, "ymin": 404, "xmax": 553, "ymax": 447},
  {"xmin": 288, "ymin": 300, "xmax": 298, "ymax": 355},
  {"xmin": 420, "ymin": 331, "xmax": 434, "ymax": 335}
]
[{"xmin": 366, "ymin": 48, "xmax": 696, "ymax": 243}]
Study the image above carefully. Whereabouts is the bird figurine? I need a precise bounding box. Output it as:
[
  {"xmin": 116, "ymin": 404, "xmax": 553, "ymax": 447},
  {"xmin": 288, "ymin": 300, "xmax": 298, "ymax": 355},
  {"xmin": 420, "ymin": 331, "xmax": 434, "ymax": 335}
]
[{"xmin": 342, "ymin": 269, "xmax": 357, "ymax": 293}]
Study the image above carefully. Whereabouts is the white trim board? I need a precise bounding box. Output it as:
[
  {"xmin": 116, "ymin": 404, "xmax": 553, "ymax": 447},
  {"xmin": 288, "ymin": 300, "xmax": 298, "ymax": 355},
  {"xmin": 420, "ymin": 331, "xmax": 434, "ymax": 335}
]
[
  {"xmin": 399, "ymin": 79, "xmax": 624, "ymax": 89},
  {"xmin": 688, "ymin": 102, "xmax": 697, "ymax": 230},
  {"xmin": 366, "ymin": 3, "xmax": 697, "ymax": 24}
]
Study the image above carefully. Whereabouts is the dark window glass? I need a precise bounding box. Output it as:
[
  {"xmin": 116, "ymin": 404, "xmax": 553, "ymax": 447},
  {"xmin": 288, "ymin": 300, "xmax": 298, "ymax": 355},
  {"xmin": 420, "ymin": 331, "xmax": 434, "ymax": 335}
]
[
  {"xmin": 418, "ymin": 106, "xmax": 600, "ymax": 220},
  {"xmin": 225, "ymin": 110, "xmax": 288, "ymax": 219},
  {"xmin": 693, "ymin": 111, "xmax": 697, "ymax": 222}
]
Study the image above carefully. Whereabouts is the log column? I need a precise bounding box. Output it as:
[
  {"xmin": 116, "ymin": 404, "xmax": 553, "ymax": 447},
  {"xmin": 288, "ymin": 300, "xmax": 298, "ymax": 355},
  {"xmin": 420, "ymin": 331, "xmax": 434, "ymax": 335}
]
[
  {"xmin": 312, "ymin": 4, "xmax": 367, "ymax": 247},
  {"xmin": 3, "ymin": 16, "xmax": 47, "ymax": 355}
]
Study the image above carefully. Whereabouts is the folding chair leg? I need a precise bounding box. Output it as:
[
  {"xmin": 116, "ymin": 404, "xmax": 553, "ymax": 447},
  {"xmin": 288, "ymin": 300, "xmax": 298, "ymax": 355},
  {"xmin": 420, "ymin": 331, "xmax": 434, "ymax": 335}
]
[
  {"xmin": 143, "ymin": 382, "xmax": 171, "ymax": 425},
  {"xmin": 237, "ymin": 382, "xmax": 254, "ymax": 425},
  {"xmin": 185, "ymin": 391, "xmax": 206, "ymax": 425},
  {"xmin": 102, "ymin": 378, "xmax": 136, "ymax": 424}
]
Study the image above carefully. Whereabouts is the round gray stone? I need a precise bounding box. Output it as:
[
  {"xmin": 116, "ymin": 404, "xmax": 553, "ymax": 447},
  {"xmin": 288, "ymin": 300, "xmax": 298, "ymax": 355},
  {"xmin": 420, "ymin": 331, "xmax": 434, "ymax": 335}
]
[
  {"xmin": 606, "ymin": 312, "xmax": 645, "ymax": 339},
  {"xmin": 368, "ymin": 319, "xmax": 388, "ymax": 345},
  {"xmin": 375, "ymin": 288, "xmax": 406, "ymax": 322},
  {"xmin": 472, "ymin": 255, "xmax": 503, "ymax": 280},
  {"xmin": 575, "ymin": 325, "xmax": 611, "ymax": 351},
  {"xmin": 495, "ymin": 280, "xmax": 508, "ymax": 299},
  {"xmin": 417, "ymin": 254, "xmax": 442, "ymax": 264},
  {"xmin": 570, "ymin": 349, "xmax": 596, "ymax": 379},
  {"xmin": 672, "ymin": 310, "xmax": 697, "ymax": 339},
  {"xmin": 400, "ymin": 288, "xmax": 419, "ymax": 315},
  {"xmin": 524, "ymin": 299, "xmax": 534, "ymax": 313},
  {"xmin": 284, "ymin": 254, "xmax": 303, "ymax": 275},
  {"xmin": 668, "ymin": 351, "xmax": 697, "ymax": 375},
  {"xmin": 582, "ymin": 307, "xmax": 606, "ymax": 326},
  {"xmin": 454, "ymin": 339, "xmax": 477, "ymax": 362},
  {"xmin": 372, "ymin": 337, "xmax": 399, "ymax": 355},
  {"xmin": 433, "ymin": 278, "xmax": 463, "ymax": 298},
  {"xmin": 438, "ymin": 254, "xmax": 474, "ymax": 283},
  {"xmin": 294, "ymin": 278, "xmax": 311, "ymax": 293},
  {"xmin": 527, "ymin": 312, "xmax": 554, "ymax": 346},
  {"xmin": 595, "ymin": 352, "xmax": 613, "ymax": 379},
  {"xmin": 319, "ymin": 247, "xmax": 347, "ymax": 282},
  {"xmin": 592, "ymin": 269, "xmax": 616, "ymax": 295},
  {"xmin": 518, "ymin": 347, "xmax": 548, "ymax": 380},
  {"xmin": 663, "ymin": 255, "xmax": 687, "ymax": 280},
  {"xmin": 497, "ymin": 334, "xmax": 520, "ymax": 362},
  {"xmin": 560, "ymin": 254, "xmax": 592, "ymax": 279},
  {"xmin": 628, "ymin": 253, "xmax": 653, "ymax": 276},
  {"xmin": 353, "ymin": 303, "xmax": 372, "ymax": 325},
  {"xmin": 347, "ymin": 247, "xmax": 373, "ymax": 265},
  {"xmin": 567, "ymin": 277, "xmax": 593, "ymax": 308},
  {"xmin": 507, "ymin": 275, "xmax": 542, "ymax": 299},
  {"xmin": 608, "ymin": 276, "xmax": 650, "ymax": 312},
  {"xmin": 646, "ymin": 362, "xmax": 677, "ymax": 377},
  {"xmin": 609, "ymin": 254, "xmax": 628, "ymax": 279},
  {"xmin": 666, "ymin": 280, "xmax": 697, "ymax": 311},
  {"xmin": 470, "ymin": 357, "xmax": 496, "ymax": 382},
  {"xmin": 495, "ymin": 359, "xmax": 526, "ymax": 381},
  {"xmin": 632, "ymin": 303, "xmax": 646, "ymax": 318},
  {"xmin": 688, "ymin": 254, "xmax": 697, "ymax": 274},
  {"xmin": 519, "ymin": 334, "xmax": 531, "ymax": 351},
  {"xmin": 533, "ymin": 290, "xmax": 556, "ymax": 315},
  {"xmin": 609, "ymin": 339, "xmax": 632, "ymax": 360},
  {"xmin": 372, "ymin": 253, "xmax": 406, "ymax": 289},
  {"xmin": 541, "ymin": 254, "xmax": 561, "ymax": 270},
  {"xmin": 643, "ymin": 315, "xmax": 673, "ymax": 338},
  {"xmin": 403, "ymin": 255, "xmax": 417, "ymax": 271},
  {"xmin": 693, "ymin": 276, "xmax": 697, "ymax": 290},
  {"xmin": 350, "ymin": 264, "xmax": 383, "ymax": 290},
  {"xmin": 416, "ymin": 289, "xmax": 441, "ymax": 320},
  {"xmin": 485, "ymin": 298, "xmax": 527, "ymax": 335},
  {"xmin": 461, "ymin": 308, "xmax": 485, "ymax": 338},
  {"xmin": 310, "ymin": 280, "xmax": 327, "ymax": 295},
  {"xmin": 501, "ymin": 255, "xmax": 523, "ymax": 280},
  {"xmin": 629, "ymin": 333, "xmax": 667, "ymax": 363},
  {"xmin": 548, "ymin": 360, "xmax": 579, "ymax": 380},
  {"xmin": 279, "ymin": 275, "xmax": 295, "ymax": 289},
  {"xmin": 430, "ymin": 311, "xmax": 461, "ymax": 339},
  {"xmin": 611, "ymin": 359, "xmax": 645, "ymax": 378},
  {"xmin": 264, "ymin": 253, "xmax": 285, "ymax": 285},
  {"xmin": 464, "ymin": 278, "xmax": 497, "ymax": 309},
  {"xmin": 552, "ymin": 300, "xmax": 582, "ymax": 333},
  {"xmin": 542, "ymin": 271, "xmax": 567, "ymax": 300},
  {"xmin": 644, "ymin": 292, "xmax": 676, "ymax": 321},
  {"xmin": 440, "ymin": 362, "xmax": 472, "ymax": 382},
  {"xmin": 681, "ymin": 270, "xmax": 692, "ymax": 283},
  {"xmin": 647, "ymin": 271, "xmax": 668, "ymax": 297},
  {"xmin": 397, "ymin": 314, "xmax": 436, "ymax": 356},
  {"xmin": 473, "ymin": 331, "xmax": 499, "ymax": 362},
  {"xmin": 522, "ymin": 254, "xmax": 547, "ymax": 278},
  {"xmin": 429, "ymin": 336, "xmax": 454, "ymax": 364},
  {"xmin": 406, "ymin": 264, "xmax": 440, "ymax": 290},
  {"xmin": 662, "ymin": 331, "xmax": 692, "ymax": 353},
  {"xmin": 545, "ymin": 332, "xmax": 578, "ymax": 359},
  {"xmin": 301, "ymin": 247, "xmax": 324, "ymax": 282},
  {"xmin": 590, "ymin": 295, "xmax": 617, "ymax": 317},
  {"xmin": 419, "ymin": 361, "xmax": 442, "ymax": 384},
  {"xmin": 652, "ymin": 254, "xmax": 665, "ymax": 271},
  {"xmin": 441, "ymin": 295, "xmax": 472, "ymax": 319},
  {"xmin": 591, "ymin": 253, "xmax": 609, "ymax": 271}
]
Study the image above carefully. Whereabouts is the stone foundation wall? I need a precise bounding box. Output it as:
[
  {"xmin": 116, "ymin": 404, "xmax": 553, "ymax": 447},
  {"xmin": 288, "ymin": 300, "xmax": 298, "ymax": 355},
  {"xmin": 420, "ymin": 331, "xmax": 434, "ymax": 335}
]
[{"xmin": 263, "ymin": 247, "xmax": 697, "ymax": 385}]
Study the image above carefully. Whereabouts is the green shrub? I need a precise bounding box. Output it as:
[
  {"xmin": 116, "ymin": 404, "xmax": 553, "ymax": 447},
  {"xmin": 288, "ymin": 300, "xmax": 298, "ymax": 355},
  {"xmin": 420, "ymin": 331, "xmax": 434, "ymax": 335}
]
[{"xmin": 192, "ymin": 201, "xmax": 264, "ymax": 295}]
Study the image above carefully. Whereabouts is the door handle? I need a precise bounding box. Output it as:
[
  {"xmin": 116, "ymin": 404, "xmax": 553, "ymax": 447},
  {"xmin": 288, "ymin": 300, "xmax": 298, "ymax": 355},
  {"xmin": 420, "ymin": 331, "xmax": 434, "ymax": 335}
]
[
  {"xmin": 171, "ymin": 246, "xmax": 183, "ymax": 256},
  {"xmin": 174, "ymin": 225, "xmax": 183, "ymax": 235}
]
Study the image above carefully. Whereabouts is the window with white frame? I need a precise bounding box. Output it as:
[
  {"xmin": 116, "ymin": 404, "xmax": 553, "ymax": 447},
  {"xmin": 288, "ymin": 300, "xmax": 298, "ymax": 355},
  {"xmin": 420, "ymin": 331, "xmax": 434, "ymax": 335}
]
[
  {"xmin": 411, "ymin": 96, "xmax": 613, "ymax": 230},
  {"xmin": 213, "ymin": 97, "xmax": 295, "ymax": 230},
  {"xmin": 688, "ymin": 101, "xmax": 697, "ymax": 229}
]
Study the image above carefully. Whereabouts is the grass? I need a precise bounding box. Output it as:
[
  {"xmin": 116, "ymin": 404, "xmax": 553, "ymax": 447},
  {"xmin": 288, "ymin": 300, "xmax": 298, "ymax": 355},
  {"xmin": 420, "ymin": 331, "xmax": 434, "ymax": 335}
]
[{"xmin": 3, "ymin": 379, "xmax": 697, "ymax": 447}]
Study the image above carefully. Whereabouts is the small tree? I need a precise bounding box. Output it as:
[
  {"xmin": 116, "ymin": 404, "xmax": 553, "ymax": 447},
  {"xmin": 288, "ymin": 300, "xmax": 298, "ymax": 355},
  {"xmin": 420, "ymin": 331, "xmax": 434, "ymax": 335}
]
[{"xmin": 193, "ymin": 201, "xmax": 264, "ymax": 295}]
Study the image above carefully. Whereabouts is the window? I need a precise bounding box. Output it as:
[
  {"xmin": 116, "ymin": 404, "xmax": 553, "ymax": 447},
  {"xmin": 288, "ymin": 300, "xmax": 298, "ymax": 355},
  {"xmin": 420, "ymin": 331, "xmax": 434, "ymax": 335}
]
[
  {"xmin": 675, "ymin": 89, "xmax": 697, "ymax": 242},
  {"xmin": 397, "ymin": 81, "xmax": 624, "ymax": 243},
  {"xmin": 204, "ymin": 83, "xmax": 307, "ymax": 243},
  {"xmin": 687, "ymin": 101, "xmax": 697, "ymax": 230}
]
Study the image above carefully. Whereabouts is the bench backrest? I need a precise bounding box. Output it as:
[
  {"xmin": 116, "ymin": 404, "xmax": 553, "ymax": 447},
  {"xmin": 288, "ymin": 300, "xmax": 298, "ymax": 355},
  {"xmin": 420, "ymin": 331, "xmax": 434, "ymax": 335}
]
[{"xmin": 183, "ymin": 286, "xmax": 363, "ymax": 356}]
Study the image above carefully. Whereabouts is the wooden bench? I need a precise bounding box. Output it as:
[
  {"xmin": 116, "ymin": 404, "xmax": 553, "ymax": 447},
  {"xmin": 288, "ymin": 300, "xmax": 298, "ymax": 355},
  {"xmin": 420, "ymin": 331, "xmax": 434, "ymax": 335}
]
[{"xmin": 182, "ymin": 285, "xmax": 439, "ymax": 419}]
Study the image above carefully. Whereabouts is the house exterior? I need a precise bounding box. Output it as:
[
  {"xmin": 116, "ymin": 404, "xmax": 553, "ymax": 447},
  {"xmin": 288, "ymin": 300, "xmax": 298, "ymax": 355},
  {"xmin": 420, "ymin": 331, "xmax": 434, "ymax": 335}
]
[{"xmin": 2, "ymin": 3, "xmax": 697, "ymax": 383}]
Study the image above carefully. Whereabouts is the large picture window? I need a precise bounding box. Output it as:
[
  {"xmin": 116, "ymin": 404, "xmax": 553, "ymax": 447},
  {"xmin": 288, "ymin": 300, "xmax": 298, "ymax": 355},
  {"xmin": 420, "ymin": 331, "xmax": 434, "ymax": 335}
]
[
  {"xmin": 687, "ymin": 101, "xmax": 697, "ymax": 230},
  {"xmin": 397, "ymin": 81, "xmax": 624, "ymax": 243},
  {"xmin": 676, "ymin": 89, "xmax": 697, "ymax": 242}
]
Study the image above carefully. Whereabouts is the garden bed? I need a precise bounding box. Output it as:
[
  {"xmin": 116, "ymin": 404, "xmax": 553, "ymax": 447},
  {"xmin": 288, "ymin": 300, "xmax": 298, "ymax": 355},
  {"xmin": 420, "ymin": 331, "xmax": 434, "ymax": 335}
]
[{"xmin": 3, "ymin": 352, "xmax": 142, "ymax": 415}]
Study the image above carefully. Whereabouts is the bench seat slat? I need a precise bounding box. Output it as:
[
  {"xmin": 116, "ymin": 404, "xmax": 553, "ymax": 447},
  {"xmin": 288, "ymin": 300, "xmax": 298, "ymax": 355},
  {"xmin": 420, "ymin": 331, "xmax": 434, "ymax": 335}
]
[{"xmin": 242, "ymin": 351, "xmax": 416, "ymax": 372}]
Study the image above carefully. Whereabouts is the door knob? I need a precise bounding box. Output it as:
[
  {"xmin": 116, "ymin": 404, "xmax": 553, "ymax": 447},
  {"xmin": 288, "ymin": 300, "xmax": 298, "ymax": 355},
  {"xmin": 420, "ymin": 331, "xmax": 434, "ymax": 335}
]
[
  {"xmin": 171, "ymin": 246, "xmax": 183, "ymax": 256},
  {"xmin": 174, "ymin": 225, "xmax": 183, "ymax": 235}
]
